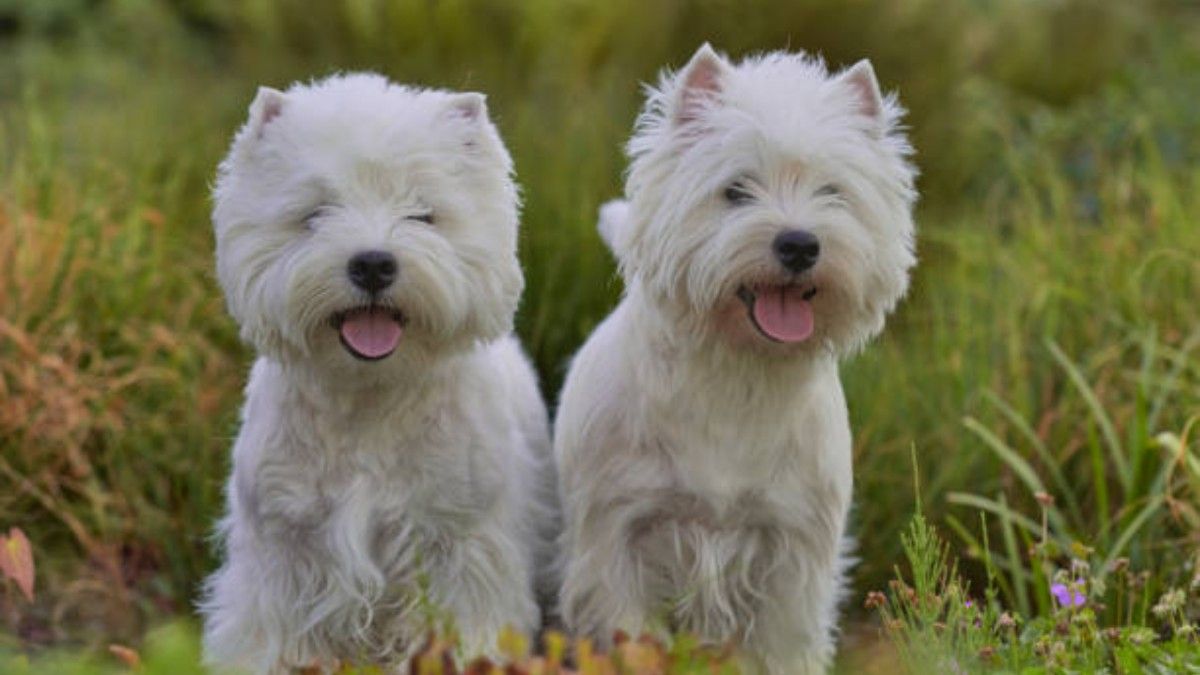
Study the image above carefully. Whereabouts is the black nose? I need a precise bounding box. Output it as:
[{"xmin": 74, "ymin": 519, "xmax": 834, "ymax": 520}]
[
  {"xmin": 772, "ymin": 229, "xmax": 820, "ymax": 273},
  {"xmin": 347, "ymin": 250, "xmax": 398, "ymax": 293}
]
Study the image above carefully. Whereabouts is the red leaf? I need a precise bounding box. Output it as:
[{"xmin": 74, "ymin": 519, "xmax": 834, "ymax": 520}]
[{"xmin": 0, "ymin": 527, "xmax": 35, "ymax": 602}]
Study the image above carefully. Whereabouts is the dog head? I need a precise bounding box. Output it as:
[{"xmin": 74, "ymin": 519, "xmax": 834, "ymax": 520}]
[
  {"xmin": 212, "ymin": 73, "xmax": 522, "ymax": 375},
  {"xmin": 615, "ymin": 45, "xmax": 917, "ymax": 357}
]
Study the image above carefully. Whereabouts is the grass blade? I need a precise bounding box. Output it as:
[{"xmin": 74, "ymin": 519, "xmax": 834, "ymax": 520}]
[
  {"xmin": 1099, "ymin": 494, "xmax": 1166, "ymax": 575},
  {"xmin": 962, "ymin": 415, "xmax": 1070, "ymax": 536},
  {"xmin": 981, "ymin": 390, "xmax": 1084, "ymax": 528},
  {"xmin": 1047, "ymin": 339, "xmax": 1129, "ymax": 491},
  {"xmin": 945, "ymin": 492, "xmax": 1042, "ymax": 539}
]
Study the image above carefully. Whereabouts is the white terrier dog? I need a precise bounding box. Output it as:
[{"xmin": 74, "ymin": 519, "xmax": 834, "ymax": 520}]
[
  {"xmin": 200, "ymin": 73, "xmax": 554, "ymax": 673},
  {"xmin": 555, "ymin": 45, "xmax": 916, "ymax": 673}
]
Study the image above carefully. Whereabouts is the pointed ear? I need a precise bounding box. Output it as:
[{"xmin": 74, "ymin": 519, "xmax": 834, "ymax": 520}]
[
  {"xmin": 839, "ymin": 59, "xmax": 885, "ymax": 126},
  {"xmin": 444, "ymin": 92, "xmax": 488, "ymax": 123},
  {"xmin": 248, "ymin": 86, "xmax": 286, "ymax": 138},
  {"xmin": 674, "ymin": 43, "xmax": 730, "ymax": 127}
]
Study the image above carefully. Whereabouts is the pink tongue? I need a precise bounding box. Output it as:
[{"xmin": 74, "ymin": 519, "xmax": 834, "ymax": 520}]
[
  {"xmin": 752, "ymin": 286, "xmax": 814, "ymax": 343},
  {"xmin": 339, "ymin": 309, "xmax": 403, "ymax": 359}
]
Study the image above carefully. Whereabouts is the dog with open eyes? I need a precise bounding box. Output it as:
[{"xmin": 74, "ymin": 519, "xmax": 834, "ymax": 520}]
[
  {"xmin": 555, "ymin": 45, "xmax": 917, "ymax": 673},
  {"xmin": 199, "ymin": 73, "xmax": 555, "ymax": 674}
]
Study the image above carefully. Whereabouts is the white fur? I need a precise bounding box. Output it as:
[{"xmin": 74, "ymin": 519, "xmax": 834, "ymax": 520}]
[
  {"xmin": 555, "ymin": 45, "xmax": 916, "ymax": 674},
  {"xmin": 200, "ymin": 73, "xmax": 554, "ymax": 674}
]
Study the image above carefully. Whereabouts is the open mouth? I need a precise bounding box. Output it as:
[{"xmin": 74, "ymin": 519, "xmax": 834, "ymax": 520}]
[
  {"xmin": 736, "ymin": 284, "xmax": 818, "ymax": 344},
  {"xmin": 332, "ymin": 306, "xmax": 406, "ymax": 361}
]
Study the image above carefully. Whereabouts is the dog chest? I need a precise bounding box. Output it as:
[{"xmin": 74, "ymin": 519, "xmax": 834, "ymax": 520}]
[
  {"xmin": 624, "ymin": 488, "xmax": 844, "ymax": 637},
  {"xmin": 246, "ymin": 433, "xmax": 502, "ymax": 578}
]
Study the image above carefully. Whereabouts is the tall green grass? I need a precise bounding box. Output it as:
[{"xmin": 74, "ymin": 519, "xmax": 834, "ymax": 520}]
[
  {"xmin": 0, "ymin": 40, "xmax": 245, "ymax": 645},
  {"xmin": 876, "ymin": 506, "xmax": 1200, "ymax": 672},
  {"xmin": 0, "ymin": 0, "xmax": 1197, "ymax": 668},
  {"xmin": 846, "ymin": 68, "xmax": 1200, "ymax": 610}
]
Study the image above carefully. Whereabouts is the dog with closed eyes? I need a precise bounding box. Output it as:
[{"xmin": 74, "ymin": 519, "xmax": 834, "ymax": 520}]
[
  {"xmin": 555, "ymin": 45, "xmax": 917, "ymax": 673},
  {"xmin": 199, "ymin": 73, "xmax": 555, "ymax": 674}
]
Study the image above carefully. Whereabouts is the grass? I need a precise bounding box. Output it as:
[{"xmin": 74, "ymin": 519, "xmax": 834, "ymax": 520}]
[
  {"xmin": 874, "ymin": 440, "xmax": 1200, "ymax": 671},
  {"xmin": 875, "ymin": 507, "xmax": 1200, "ymax": 673},
  {"xmin": 0, "ymin": 0, "xmax": 1198, "ymax": 672}
]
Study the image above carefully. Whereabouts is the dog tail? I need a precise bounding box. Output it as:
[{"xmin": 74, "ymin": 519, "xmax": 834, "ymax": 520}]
[{"xmin": 596, "ymin": 199, "xmax": 629, "ymax": 257}]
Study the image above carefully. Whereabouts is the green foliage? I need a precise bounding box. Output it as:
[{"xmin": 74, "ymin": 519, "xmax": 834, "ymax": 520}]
[
  {"xmin": 945, "ymin": 337, "xmax": 1199, "ymax": 620},
  {"xmin": 875, "ymin": 510, "xmax": 1200, "ymax": 673},
  {"xmin": 1, "ymin": 622, "xmax": 204, "ymax": 674},
  {"xmin": 846, "ymin": 50, "xmax": 1200, "ymax": 613},
  {"xmin": 0, "ymin": 0, "xmax": 1198, "ymax": 671}
]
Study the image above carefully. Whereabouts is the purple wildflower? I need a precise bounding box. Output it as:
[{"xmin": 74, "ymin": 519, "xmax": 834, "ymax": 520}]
[{"xmin": 1051, "ymin": 582, "xmax": 1086, "ymax": 608}]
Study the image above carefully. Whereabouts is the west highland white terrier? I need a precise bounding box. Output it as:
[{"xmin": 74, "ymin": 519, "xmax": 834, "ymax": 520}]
[
  {"xmin": 200, "ymin": 73, "xmax": 554, "ymax": 674},
  {"xmin": 555, "ymin": 45, "xmax": 917, "ymax": 673}
]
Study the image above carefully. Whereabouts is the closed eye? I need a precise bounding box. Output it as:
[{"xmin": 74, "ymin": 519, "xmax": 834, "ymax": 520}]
[
  {"xmin": 814, "ymin": 184, "xmax": 841, "ymax": 198},
  {"xmin": 409, "ymin": 212, "xmax": 435, "ymax": 225},
  {"xmin": 302, "ymin": 204, "xmax": 332, "ymax": 229},
  {"xmin": 723, "ymin": 181, "xmax": 755, "ymax": 206}
]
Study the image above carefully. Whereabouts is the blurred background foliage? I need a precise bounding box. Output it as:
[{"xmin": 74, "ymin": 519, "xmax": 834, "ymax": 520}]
[{"xmin": 0, "ymin": 0, "xmax": 1198, "ymax": 667}]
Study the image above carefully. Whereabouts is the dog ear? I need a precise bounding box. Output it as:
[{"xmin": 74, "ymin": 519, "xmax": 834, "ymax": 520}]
[
  {"xmin": 444, "ymin": 92, "xmax": 488, "ymax": 123},
  {"xmin": 443, "ymin": 93, "xmax": 491, "ymax": 151},
  {"xmin": 838, "ymin": 60, "xmax": 885, "ymax": 127},
  {"xmin": 247, "ymin": 86, "xmax": 286, "ymax": 139},
  {"xmin": 674, "ymin": 43, "xmax": 730, "ymax": 128}
]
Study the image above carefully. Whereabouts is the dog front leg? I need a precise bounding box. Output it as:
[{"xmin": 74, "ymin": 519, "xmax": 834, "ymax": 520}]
[
  {"xmin": 426, "ymin": 528, "xmax": 540, "ymax": 661},
  {"xmin": 559, "ymin": 529, "xmax": 656, "ymax": 650}
]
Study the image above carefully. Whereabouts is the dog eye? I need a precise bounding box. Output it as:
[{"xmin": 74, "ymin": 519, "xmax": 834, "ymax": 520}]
[
  {"xmin": 302, "ymin": 206, "xmax": 331, "ymax": 229},
  {"xmin": 814, "ymin": 184, "xmax": 841, "ymax": 198},
  {"xmin": 409, "ymin": 212, "xmax": 435, "ymax": 225},
  {"xmin": 723, "ymin": 182, "xmax": 755, "ymax": 205}
]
